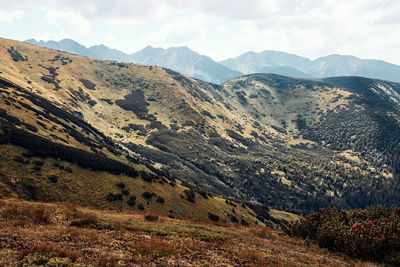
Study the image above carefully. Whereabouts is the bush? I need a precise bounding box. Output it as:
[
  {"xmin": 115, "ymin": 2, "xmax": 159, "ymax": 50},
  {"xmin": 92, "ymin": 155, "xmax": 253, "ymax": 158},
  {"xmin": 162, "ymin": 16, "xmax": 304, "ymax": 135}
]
[
  {"xmin": 144, "ymin": 214, "xmax": 159, "ymax": 222},
  {"xmin": 142, "ymin": 191, "xmax": 153, "ymax": 200},
  {"xmin": 79, "ymin": 78, "xmax": 96, "ymax": 90},
  {"xmin": 289, "ymin": 206, "xmax": 400, "ymax": 263},
  {"xmin": 156, "ymin": 196, "xmax": 165, "ymax": 204},
  {"xmin": 127, "ymin": 196, "xmax": 136, "ymax": 206},
  {"xmin": 208, "ymin": 212, "xmax": 219, "ymax": 222},
  {"xmin": 69, "ymin": 212, "xmax": 98, "ymax": 228},
  {"xmin": 115, "ymin": 182, "xmax": 125, "ymax": 189},
  {"xmin": 184, "ymin": 189, "xmax": 196, "ymax": 203},
  {"xmin": 33, "ymin": 165, "xmax": 41, "ymax": 171},
  {"xmin": 48, "ymin": 175, "xmax": 58, "ymax": 183},
  {"xmin": 106, "ymin": 193, "xmax": 123, "ymax": 202}
]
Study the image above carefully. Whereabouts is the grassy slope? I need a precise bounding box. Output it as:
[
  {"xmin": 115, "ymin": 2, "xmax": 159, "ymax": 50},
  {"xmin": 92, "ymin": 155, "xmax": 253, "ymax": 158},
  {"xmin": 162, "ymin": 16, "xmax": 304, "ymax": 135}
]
[
  {"xmin": 0, "ymin": 144, "xmax": 265, "ymax": 225},
  {"xmin": 0, "ymin": 198, "xmax": 377, "ymax": 267}
]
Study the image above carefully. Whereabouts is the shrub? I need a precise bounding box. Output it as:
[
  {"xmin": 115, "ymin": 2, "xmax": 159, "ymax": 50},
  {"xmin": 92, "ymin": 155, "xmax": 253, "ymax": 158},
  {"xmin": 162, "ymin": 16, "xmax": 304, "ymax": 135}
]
[
  {"xmin": 122, "ymin": 190, "xmax": 130, "ymax": 196},
  {"xmin": 48, "ymin": 175, "xmax": 58, "ymax": 183},
  {"xmin": 230, "ymin": 215, "xmax": 239, "ymax": 223},
  {"xmin": 69, "ymin": 212, "xmax": 98, "ymax": 228},
  {"xmin": 208, "ymin": 213, "xmax": 219, "ymax": 222},
  {"xmin": 33, "ymin": 166, "xmax": 42, "ymax": 171},
  {"xmin": 106, "ymin": 193, "xmax": 123, "ymax": 202},
  {"xmin": 115, "ymin": 182, "xmax": 125, "ymax": 189},
  {"xmin": 184, "ymin": 189, "xmax": 196, "ymax": 203},
  {"xmin": 140, "ymin": 171, "xmax": 157, "ymax": 183},
  {"xmin": 127, "ymin": 196, "xmax": 136, "ymax": 206},
  {"xmin": 79, "ymin": 79, "xmax": 96, "ymax": 90},
  {"xmin": 137, "ymin": 204, "xmax": 145, "ymax": 211},
  {"xmin": 142, "ymin": 191, "xmax": 153, "ymax": 200},
  {"xmin": 144, "ymin": 214, "xmax": 159, "ymax": 222},
  {"xmin": 240, "ymin": 219, "xmax": 249, "ymax": 226},
  {"xmin": 156, "ymin": 196, "xmax": 165, "ymax": 204},
  {"xmin": 14, "ymin": 156, "xmax": 24, "ymax": 163},
  {"xmin": 225, "ymin": 199, "xmax": 237, "ymax": 207},
  {"xmin": 289, "ymin": 206, "xmax": 400, "ymax": 263},
  {"xmin": 88, "ymin": 100, "xmax": 97, "ymax": 107}
]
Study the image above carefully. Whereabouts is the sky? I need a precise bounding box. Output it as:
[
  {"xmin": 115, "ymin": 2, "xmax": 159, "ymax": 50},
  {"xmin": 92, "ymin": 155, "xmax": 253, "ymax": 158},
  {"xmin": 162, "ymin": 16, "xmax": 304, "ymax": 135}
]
[{"xmin": 0, "ymin": 0, "xmax": 399, "ymax": 64}]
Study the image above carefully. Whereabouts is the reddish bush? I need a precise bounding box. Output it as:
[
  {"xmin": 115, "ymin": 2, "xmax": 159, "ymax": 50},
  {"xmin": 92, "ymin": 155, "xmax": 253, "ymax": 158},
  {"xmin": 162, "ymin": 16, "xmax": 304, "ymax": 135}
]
[{"xmin": 289, "ymin": 206, "xmax": 400, "ymax": 264}]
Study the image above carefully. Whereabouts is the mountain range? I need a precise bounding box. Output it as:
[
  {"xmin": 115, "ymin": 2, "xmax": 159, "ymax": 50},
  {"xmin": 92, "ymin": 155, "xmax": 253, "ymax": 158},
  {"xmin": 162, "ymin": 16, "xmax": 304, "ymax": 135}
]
[
  {"xmin": 26, "ymin": 38, "xmax": 400, "ymax": 83},
  {"xmin": 25, "ymin": 39, "xmax": 242, "ymax": 84},
  {"xmin": 2, "ymin": 37, "xmax": 400, "ymax": 216}
]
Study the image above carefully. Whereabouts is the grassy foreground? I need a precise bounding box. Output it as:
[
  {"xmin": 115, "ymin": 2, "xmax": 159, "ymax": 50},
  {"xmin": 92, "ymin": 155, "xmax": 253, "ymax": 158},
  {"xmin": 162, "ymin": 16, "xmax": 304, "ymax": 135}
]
[{"xmin": 0, "ymin": 198, "xmax": 378, "ymax": 266}]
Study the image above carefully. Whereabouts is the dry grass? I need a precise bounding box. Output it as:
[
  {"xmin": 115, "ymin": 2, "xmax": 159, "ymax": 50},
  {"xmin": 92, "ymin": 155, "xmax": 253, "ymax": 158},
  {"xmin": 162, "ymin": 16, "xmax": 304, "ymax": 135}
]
[
  {"xmin": 0, "ymin": 144, "xmax": 263, "ymax": 226},
  {"xmin": 0, "ymin": 198, "xmax": 380, "ymax": 266}
]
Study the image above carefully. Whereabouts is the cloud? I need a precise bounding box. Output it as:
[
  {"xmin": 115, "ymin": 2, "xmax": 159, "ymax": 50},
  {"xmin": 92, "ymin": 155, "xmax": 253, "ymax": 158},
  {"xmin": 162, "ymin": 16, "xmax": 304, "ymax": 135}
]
[
  {"xmin": 0, "ymin": 10, "xmax": 24, "ymax": 23},
  {"xmin": 143, "ymin": 18, "xmax": 204, "ymax": 46},
  {"xmin": 45, "ymin": 9, "xmax": 90, "ymax": 35}
]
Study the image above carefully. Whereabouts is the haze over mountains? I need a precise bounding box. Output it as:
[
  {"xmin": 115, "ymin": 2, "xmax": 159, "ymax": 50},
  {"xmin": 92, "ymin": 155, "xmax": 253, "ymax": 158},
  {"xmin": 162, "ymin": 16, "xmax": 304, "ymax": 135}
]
[{"xmin": 26, "ymin": 38, "xmax": 400, "ymax": 83}]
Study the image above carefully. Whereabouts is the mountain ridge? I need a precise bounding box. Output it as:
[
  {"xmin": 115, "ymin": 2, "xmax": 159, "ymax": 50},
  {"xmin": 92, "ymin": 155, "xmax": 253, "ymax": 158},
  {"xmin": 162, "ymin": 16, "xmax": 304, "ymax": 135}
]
[
  {"xmin": 25, "ymin": 38, "xmax": 242, "ymax": 84},
  {"xmin": 221, "ymin": 51, "xmax": 400, "ymax": 83},
  {"xmin": 25, "ymin": 38, "xmax": 400, "ymax": 83}
]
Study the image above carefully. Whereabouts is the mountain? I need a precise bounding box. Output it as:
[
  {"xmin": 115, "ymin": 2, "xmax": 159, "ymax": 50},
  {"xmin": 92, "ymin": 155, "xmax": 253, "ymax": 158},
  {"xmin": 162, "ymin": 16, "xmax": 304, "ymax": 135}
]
[
  {"xmin": 220, "ymin": 51, "xmax": 400, "ymax": 83},
  {"xmin": 131, "ymin": 45, "xmax": 243, "ymax": 83},
  {"xmin": 25, "ymin": 39, "xmax": 242, "ymax": 84},
  {"xmin": 3, "ymin": 37, "xmax": 400, "ymax": 215},
  {"xmin": 220, "ymin": 50, "xmax": 312, "ymax": 74},
  {"xmin": 25, "ymin": 38, "xmax": 130, "ymax": 62}
]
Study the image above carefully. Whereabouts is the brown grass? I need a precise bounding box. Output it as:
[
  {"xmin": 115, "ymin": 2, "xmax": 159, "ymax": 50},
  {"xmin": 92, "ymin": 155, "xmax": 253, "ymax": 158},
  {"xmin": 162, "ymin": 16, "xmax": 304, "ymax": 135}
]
[
  {"xmin": 0, "ymin": 198, "xmax": 381, "ymax": 266},
  {"xmin": 0, "ymin": 204, "xmax": 50, "ymax": 224}
]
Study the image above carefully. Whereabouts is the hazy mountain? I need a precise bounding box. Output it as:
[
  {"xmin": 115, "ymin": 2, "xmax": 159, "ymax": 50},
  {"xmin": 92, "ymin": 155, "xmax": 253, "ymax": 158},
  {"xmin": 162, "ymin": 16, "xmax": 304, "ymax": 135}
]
[
  {"xmin": 25, "ymin": 38, "xmax": 130, "ymax": 62},
  {"xmin": 220, "ymin": 51, "xmax": 400, "ymax": 83},
  {"xmin": 220, "ymin": 50, "xmax": 312, "ymax": 74},
  {"xmin": 25, "ymin": 39, "xmax": 242, "ymax": 84},
  {"xmin": 311, "ymin": 54, "xmax": 400, "ymax": 82},
  {"xmin": 3, "ymin": 38, "xmax": 400, "ymax": 214},
  {"xmin": 130, "ymin": 45, "xmax": 242, "ymax": 83}
]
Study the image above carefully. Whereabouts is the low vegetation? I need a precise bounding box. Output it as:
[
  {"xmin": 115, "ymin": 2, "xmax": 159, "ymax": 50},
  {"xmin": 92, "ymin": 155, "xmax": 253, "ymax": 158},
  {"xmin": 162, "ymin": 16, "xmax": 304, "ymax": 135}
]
[
  {"xmin": 0, "ymin": 199, "xmax": 377, "ymax": 266},
  {"xmin": 290, "ymin": 206, "xmax": 400, "ymax": 265}
]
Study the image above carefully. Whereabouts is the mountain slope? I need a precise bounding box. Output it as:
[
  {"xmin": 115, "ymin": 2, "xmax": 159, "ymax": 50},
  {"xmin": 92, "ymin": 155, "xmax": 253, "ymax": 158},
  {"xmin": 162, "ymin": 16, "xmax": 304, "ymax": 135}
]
[
  {"xmin": 3, "ymin": 37, "xmax": 400, "ymax": 215},
  {"xmin": 220, "ymin": 51, "xmax": 400, "ymax": 83}
]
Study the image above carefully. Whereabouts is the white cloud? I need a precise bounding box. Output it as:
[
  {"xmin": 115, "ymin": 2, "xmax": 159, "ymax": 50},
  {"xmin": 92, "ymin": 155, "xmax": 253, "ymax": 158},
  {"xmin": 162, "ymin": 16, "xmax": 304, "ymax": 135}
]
[
  {"xmin": 144, "ymin": 18, "xmax": 204, "ymax": 46},
  {"xmin": 45, "ymin": 9, "xmax": 90, "ymax": 35},
  {"xmin": 0, "ymin": 10, "xmax": 24, "ymax": 23}
]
